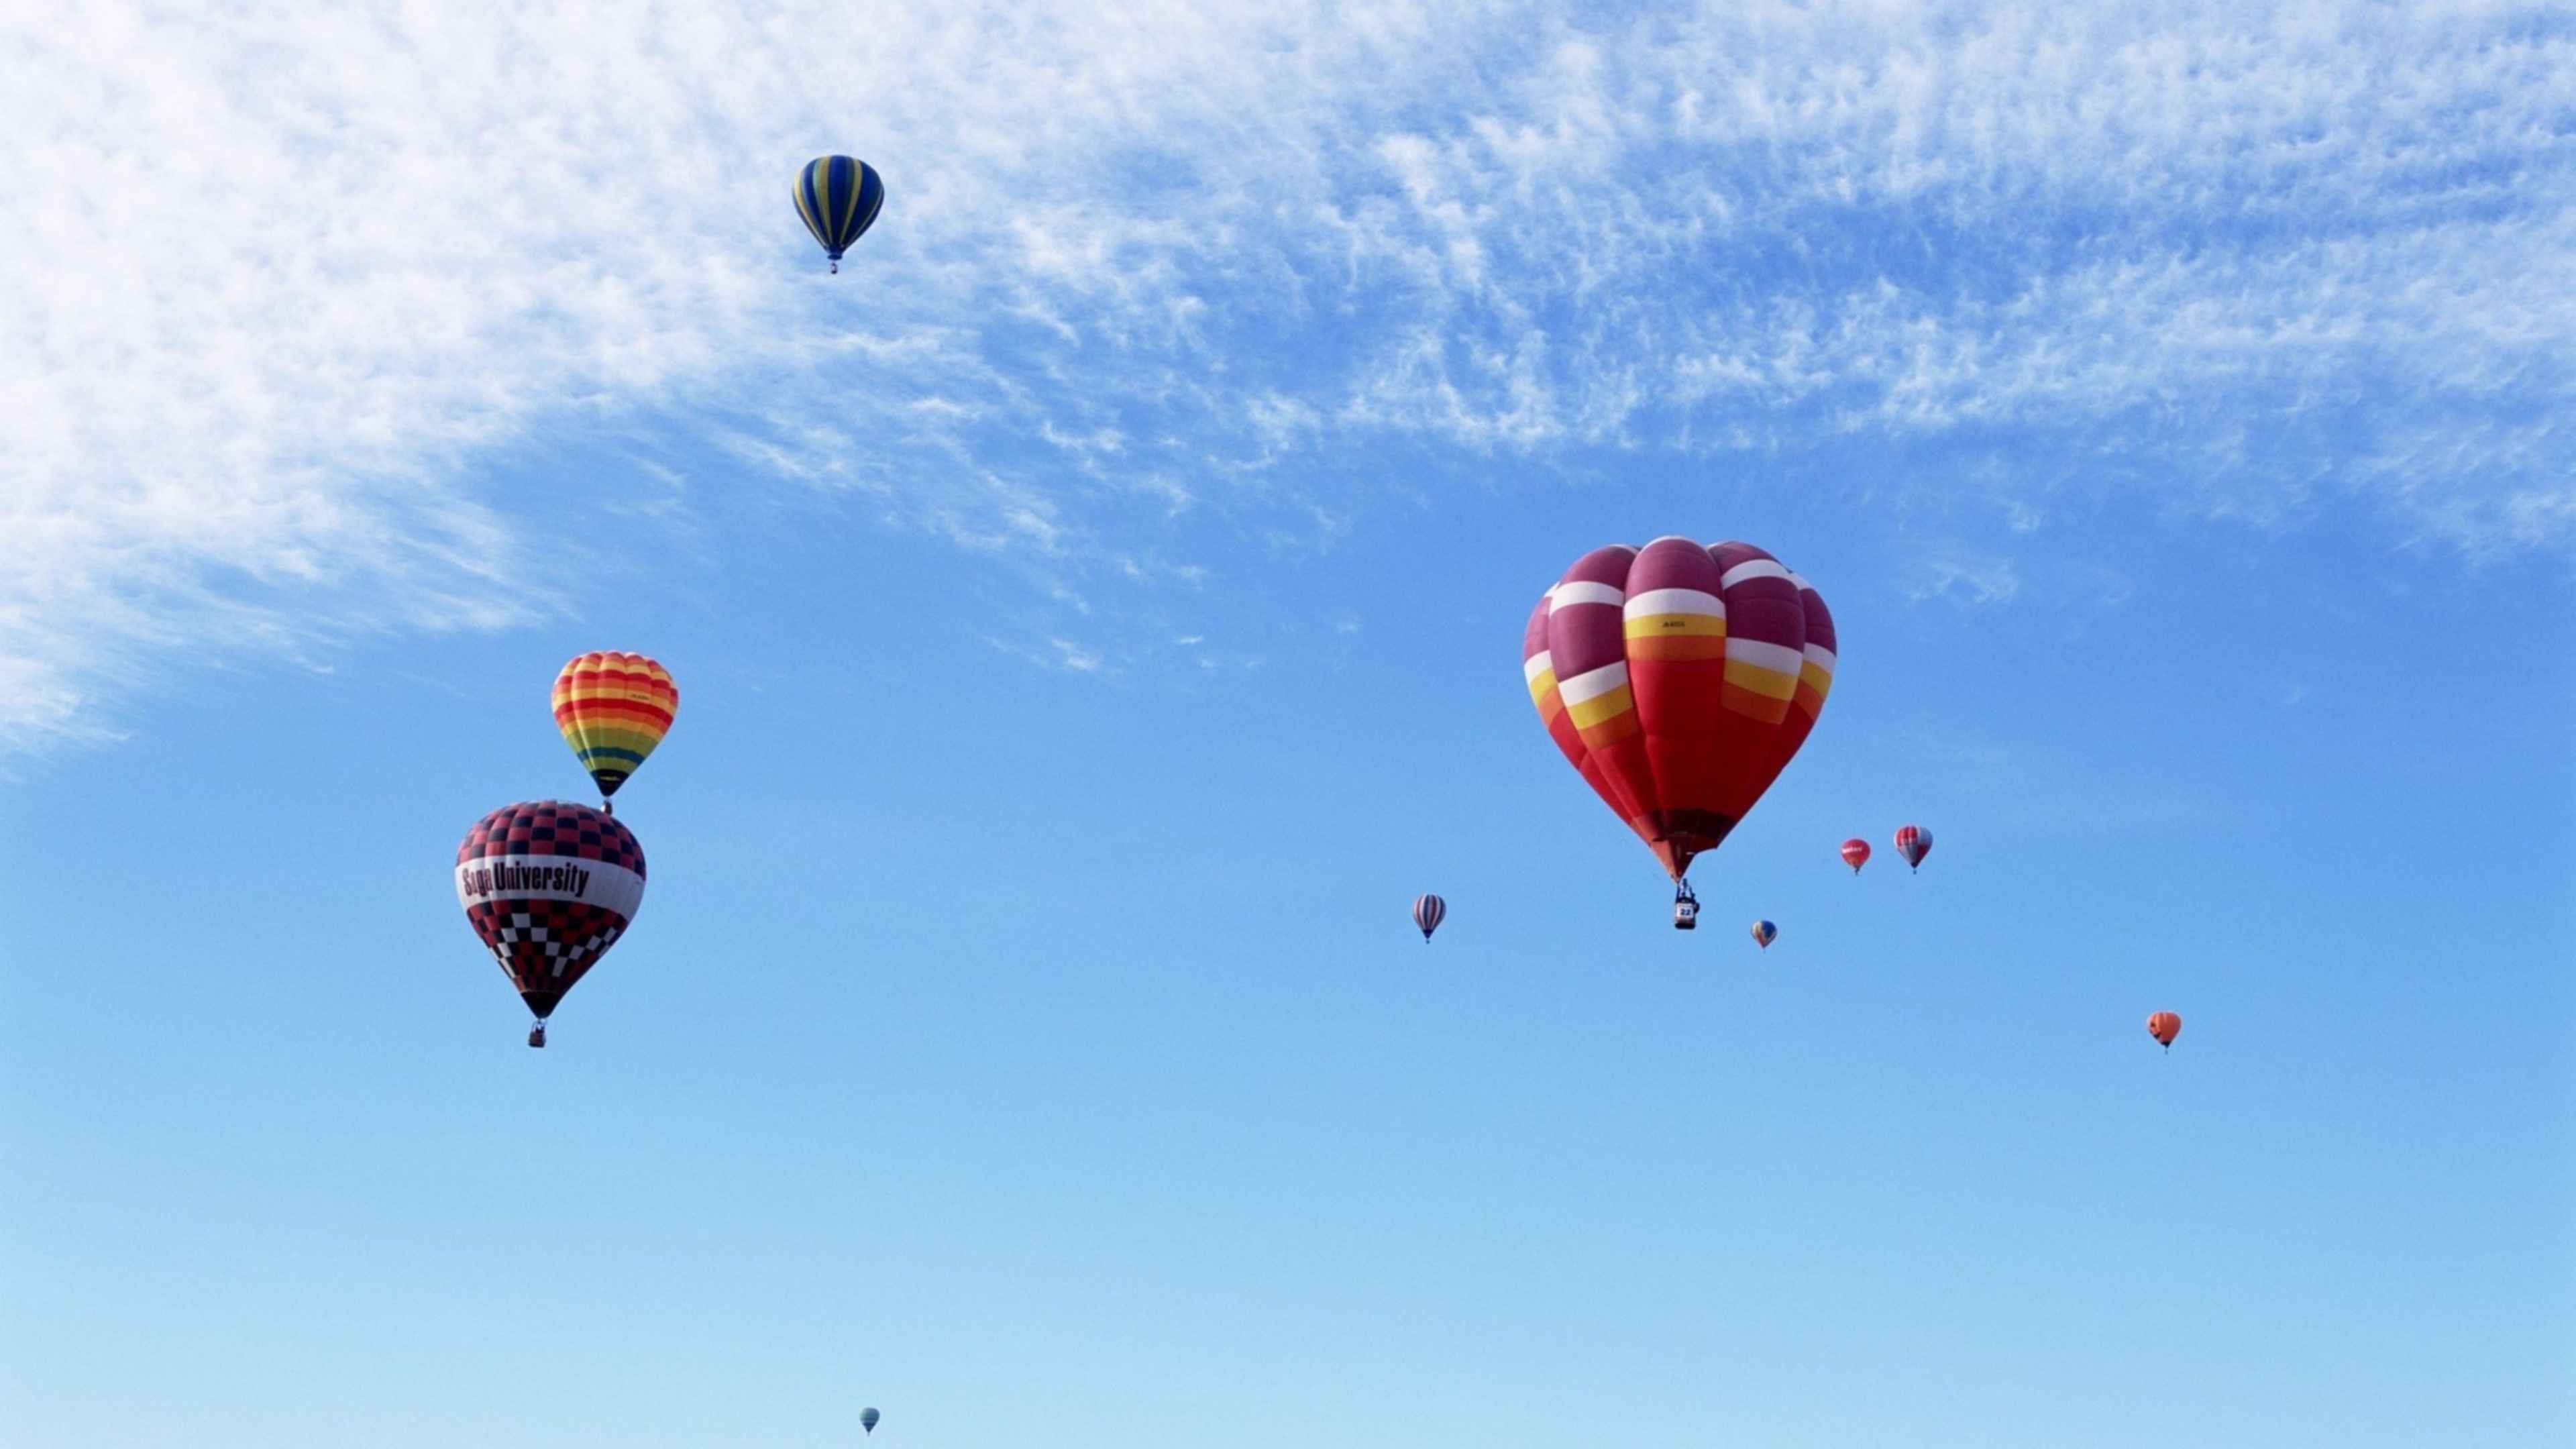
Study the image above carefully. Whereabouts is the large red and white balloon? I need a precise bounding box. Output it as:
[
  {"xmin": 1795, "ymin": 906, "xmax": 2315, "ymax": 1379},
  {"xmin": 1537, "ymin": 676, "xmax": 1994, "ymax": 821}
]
[{"xmin": 1522, "ymin": 538, "xmax": 1836, "ymax": 881}]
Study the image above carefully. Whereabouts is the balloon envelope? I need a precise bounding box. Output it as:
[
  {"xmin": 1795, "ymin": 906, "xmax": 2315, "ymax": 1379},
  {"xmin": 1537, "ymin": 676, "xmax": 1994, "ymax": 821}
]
[
  {"xmin": 1411, "ymin": 893, "xmax": 1446, "ymax": 941},
  {"xmin": 455, "ymin": 801, "xmax": 646, "ymax": 1022},
  {"xmin": 796, "ymin": 156, "xmax": 885, "ymax": 266},
  {"xmin": 1523, "ymin": 538, "xmax": 1836, "ymax": 880},
  {"xmin": 1750, "ymin": 919, "xmax": 1777, "ymax": 948},
  {"xmin": 553, "ymin": 651, "xmax": 677, "ymax": 799},
  {"xmin": 2147, "ymin": 1011, "xmax": 2182, "ymax": 1048},
  {"xmin": 1839, "ymin": 837, "xmax": 1871, "ymax": 873},
  {"xmin": 1894, "ymin": 824, "xmax": 1932, "ymax": 871},
  {"xmin": 861, "ymin": 1407, "xmax": 880, "ymax": 1433}
]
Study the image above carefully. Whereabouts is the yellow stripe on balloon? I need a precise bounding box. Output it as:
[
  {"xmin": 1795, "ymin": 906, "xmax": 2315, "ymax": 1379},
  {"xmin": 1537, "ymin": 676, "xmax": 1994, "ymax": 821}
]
[
  {"xmin": 1722, "ymin": 659, "xmax": 1801, "ymax": 701},
  {"xmin": 1719, "ymin": 686, "xmax": 1791, "ymax": 722},
  {"xmin": 1524, "ymin": 666, "xmax": 1558, "ymax": 709},
  {"xmin": 1566, "ymin": 682, "xmax": 1636, "ymax": 731}
]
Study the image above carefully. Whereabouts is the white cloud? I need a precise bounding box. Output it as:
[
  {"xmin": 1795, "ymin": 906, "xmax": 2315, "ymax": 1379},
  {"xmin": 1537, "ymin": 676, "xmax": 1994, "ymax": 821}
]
[
  {"xmin": 1903, "ymin": 545, "xmax": 2024, "ymax": 608},
  {"xmin": 5, "ymin": 1, "xmax": 2571, "ymax": 753},
  {"xmin": 983, "ymin": 633, "xmax": 1110, "ymax": 676}
]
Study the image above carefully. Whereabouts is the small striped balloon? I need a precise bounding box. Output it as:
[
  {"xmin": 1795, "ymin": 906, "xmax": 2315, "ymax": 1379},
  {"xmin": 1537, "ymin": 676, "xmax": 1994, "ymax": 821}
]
[
  {"xmin": 1411, "ymin": 894, "xmax": 1446, "ymax": 943},
  {"xmin": 1750, "ymin": 919, "xmax": 1777, "ymax": 949},
  {"xmin": 1894, "ymin": 824, "xmax": 1932, "ymax": 872},
  {"xmin": 794, "ymin": 156, "xmax": 885, "ymax": 272}
]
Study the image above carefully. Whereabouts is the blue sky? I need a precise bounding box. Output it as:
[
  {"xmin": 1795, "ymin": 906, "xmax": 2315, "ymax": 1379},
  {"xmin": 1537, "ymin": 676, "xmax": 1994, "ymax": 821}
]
[{"xmin": 4, "ymin": 3, "xmax": 2573, "ymax": 1446}]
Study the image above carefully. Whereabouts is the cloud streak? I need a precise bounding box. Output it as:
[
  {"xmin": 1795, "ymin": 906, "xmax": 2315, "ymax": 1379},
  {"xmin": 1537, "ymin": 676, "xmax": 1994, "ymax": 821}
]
[{"xmin": 5, "ymin": 0, "xmax": 2571, "ymax": 753}]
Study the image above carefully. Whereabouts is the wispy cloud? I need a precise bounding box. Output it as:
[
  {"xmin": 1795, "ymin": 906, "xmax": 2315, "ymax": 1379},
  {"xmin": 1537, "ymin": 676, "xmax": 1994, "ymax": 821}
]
[
  {"xmin": 984, "ymin": 633, "xmax": 1110, "ymax": 677},
  {"xmin": 6, "ymin": 1, "xmax": 2571, "ymax": 753},
  {"xmin": 1900, "ymin": 540, "xmax": 2024, "ymax": 609}
]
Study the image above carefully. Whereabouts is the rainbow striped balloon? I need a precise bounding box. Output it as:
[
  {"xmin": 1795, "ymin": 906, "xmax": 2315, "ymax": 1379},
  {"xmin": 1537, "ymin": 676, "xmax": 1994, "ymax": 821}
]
[{"xmin": 552, "ymin": 652, "xmax": 678, "ymax": 800}]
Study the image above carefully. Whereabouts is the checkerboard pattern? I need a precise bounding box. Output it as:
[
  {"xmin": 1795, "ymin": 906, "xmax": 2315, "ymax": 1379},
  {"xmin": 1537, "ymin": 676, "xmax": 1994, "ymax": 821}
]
[
  {"xmin": 457, "ymin": 802, "xmax": 645, "ymax": 1015},
  {"xmin": 456, "ymin": 800, "xmax": 647, "ymax": 871}
]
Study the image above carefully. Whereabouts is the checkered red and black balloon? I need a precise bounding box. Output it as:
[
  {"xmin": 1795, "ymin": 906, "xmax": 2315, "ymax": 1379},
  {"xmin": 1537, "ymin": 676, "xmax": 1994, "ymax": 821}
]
[{"xmin": 454, "ymin": 801, "xmax": 647, "ymax": 1020}]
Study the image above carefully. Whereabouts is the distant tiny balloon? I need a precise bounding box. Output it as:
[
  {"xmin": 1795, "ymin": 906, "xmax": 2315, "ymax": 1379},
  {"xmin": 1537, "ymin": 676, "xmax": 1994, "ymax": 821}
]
[
  {"xmin": 1411, "ymin": 893, "xmax": 1446, "ymax": 943},
  {"xmin": 1750, "ymin": 919, "xmax": 1777, "ymax": 949},
  {"xmin": 1894, "ymin": 824, "xmax": 1932, "ymax": 872},
  {"xmin": 1839, "ymin": 838, "xmax": 1870, "ymax": 874},
  {"xmin": 861, "ymin": 1406, "xmax": 880, "ymax": 1434},
  {"xmin": 2147, "ymin": 1011, "xmax": 2182, "ymax": 1052}
]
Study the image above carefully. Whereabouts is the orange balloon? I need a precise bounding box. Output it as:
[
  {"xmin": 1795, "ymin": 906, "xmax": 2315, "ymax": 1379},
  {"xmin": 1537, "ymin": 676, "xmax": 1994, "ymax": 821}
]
[{"xmin": 2146, "ymin": 1011, "xmax": 2182, "ymax": 1051}]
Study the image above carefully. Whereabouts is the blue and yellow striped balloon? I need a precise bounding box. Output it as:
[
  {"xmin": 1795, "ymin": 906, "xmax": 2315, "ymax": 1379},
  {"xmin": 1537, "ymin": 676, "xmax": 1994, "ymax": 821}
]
[{"xmin": 794, "ymin": 156, "xmax": 885, "ymax": 274}]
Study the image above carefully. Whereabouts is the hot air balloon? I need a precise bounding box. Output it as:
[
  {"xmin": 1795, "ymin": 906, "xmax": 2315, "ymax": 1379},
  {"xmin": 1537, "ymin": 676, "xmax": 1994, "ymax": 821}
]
[
  {"xmin": 1750, "ymin": 919, "xmax": 1777, "ymax": 949},
  {"xmin": 2147, "ymin": 1011, "xmax": 2182, "ymax": 1053},
  {"xmin": 455, "ymin": 801, "xmax": 647, "ymax": 1048},
  {"xmin": 861, "ymin": 1407, "xmax": 881, "ymax": 1435},
  {"xmin": 1839, "ymin": 838, "xmax": 1870, "ymax": 874},
  {"xmin": 1412, "ymin": 894, "xmax": 1446, "ymax": 943},
  {"xmin": 1522, "ymin": 538, "xmax": 1836, "ymax": 928},
  {"xmin": 553, "ymin": 652, "xmax": 678, "ymax": 806},
  {"xmin": 1894, "ymin": 824, "xmax": 1932, "ymax": 872},
  {"xmin": 795, "ymin": 156, "xmax": 885, "ymax": 273}
]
